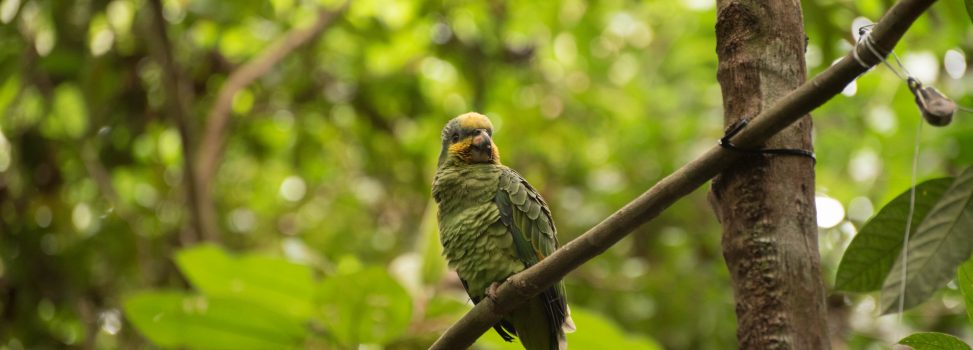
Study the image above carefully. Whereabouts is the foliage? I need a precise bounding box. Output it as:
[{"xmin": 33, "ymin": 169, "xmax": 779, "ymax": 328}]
[
  {"xmin": 899, "ymin": 332, "xmax": 972, "ymax": 350},
  {"xmin": 125, "ymin": 245, "xmax": 415, "ymax": 349},
  {"xmin": 881, "ymin": 165, "xmax": 973, "ymax": 313},
  {"xmin": 835, "ymin": 178, "xmax": 952, "ymax": 292},
  {"xmin": 836, "ymin": 165, "xmax": 973, "ymax": 317},
  {"xmin": 316, "ymin": 267, "xmax": 413, "ymax": 346},
  {"xmin": 958, "ymin": 258, "xmax": 973, "ymax": 323},
  {"xmin": 124, "ymin": 291, "xmax": 307, "ymax": 349},
  {"xmin": 477, "ymin": 308, "xmax": 662, "ymax": 350},
  {"xmin": 124, "ymin": 245, "xmax": 654, "ymax": 349},
  {"xmin": 1, "ymin": 0, "xmax": 973, "ymax": 349},
  {"xmin": 175, "ymin": 244, "xmax": 316, "ymax": 319},
  {"xmin": 838, "ymin": 165, "xmax": 973, "ymax": 346}
]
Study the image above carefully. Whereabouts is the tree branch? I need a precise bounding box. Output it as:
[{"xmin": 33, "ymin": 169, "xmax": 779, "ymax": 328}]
[
  {"xmin": 429, "ymin": 0, "xmax": 935, "ymax": 348},
  {"xmin": 145, "ymin": 0, "xmax": 217, "ymax": 243},
  {"xmin": 195, "ymin": 3, "xmax": 348, "ymax": 184}
]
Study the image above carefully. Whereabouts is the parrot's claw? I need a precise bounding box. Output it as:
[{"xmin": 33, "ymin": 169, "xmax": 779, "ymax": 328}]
[{"xmin": 485, "ymin": 282, "xmax": 502, "ymax": 306}]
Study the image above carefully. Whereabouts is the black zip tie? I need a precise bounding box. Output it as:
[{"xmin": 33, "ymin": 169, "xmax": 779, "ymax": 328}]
[{"xmin": 719, "ymin": 118, "xmax": 816, "ymax": 163}]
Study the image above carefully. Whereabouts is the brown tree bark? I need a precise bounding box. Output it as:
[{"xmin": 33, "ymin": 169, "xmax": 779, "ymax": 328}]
[{"xmin": 712, "ymin": 0, "xmax": 830, "ymax": 349}]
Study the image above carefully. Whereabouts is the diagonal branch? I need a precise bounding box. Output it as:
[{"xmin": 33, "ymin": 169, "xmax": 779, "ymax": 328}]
[
  {"xmin": 429, "ymin": 0, "xmax": 936, "ymax": 348},
  {"xmin": 195, "ymin": 3, "xmax": 348, "ymax": 184}
]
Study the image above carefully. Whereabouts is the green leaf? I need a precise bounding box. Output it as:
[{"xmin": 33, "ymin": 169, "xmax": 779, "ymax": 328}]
[
  {"xmin": 834, "ymin": 178, "xmax": 952, "ymax": 292},
  {"xmin": 316, "ymin": 267, "xmax": 412, "ymax": 346},
  {"xmin": 957, "ymin": 257, "xmax": 973, "ymax": 323},
  {"xmin": 123, "ymin": 290, "xmax": 306, "ymax": 350},
  {"xmin": 475, "ymin": 307, "xmax": 662, "ymax": 350},
  {"xmin": 175, "ymin": 244, "xmax": 315, "ymax": 319},
  {"xmin": 899, "ymin": 332, "xmax": 972, "ymax": 350},
  {"xmin": 566, "ymin": 308, "xmax": 663, "ymax": 350},
  {"xmin": 881, "ymin": 166, "xmax": 973, "ymax": 313},
  {"xmin": 423, "ymin": 296, "xmax": 469, "ymax": 320}
]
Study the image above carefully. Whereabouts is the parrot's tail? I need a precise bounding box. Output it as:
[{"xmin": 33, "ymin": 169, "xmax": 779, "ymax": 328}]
[{"xmin": 508, "ymin": 296, "xmax": 573, "ymax": 350}]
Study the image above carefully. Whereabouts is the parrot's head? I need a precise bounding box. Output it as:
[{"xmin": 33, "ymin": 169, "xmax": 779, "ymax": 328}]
[{"xmin": 437, "ymin": 112, "xmax": 500, "ymax": 167}]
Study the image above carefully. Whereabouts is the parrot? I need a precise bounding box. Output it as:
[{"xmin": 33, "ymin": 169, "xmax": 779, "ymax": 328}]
[{"xmin": 432, "ymin": 112, "xmax": 575, "ymax": 350}]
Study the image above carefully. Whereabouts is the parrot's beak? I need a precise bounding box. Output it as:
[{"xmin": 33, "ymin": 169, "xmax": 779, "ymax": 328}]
[
  {"xmin": 472, "ymin": 129, "xmax": 492, "ymax": 152},
  {"xmin": 469, "ymin": 129, "xmax": 495, "ymax": 163}
]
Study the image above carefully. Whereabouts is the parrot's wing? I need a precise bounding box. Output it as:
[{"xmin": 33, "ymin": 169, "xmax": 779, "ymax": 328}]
[{"xmin": 495, "ymin": 167, "xmax": 569, "ymax": 331}]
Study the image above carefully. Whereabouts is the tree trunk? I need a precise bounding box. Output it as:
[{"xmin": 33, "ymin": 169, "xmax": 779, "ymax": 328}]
[{"xmin": 711, "ymin": 0, "xmax": 830, "ymax": 349}]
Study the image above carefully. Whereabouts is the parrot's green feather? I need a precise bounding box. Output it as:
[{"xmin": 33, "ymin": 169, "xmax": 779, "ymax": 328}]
[
  {"xmin": 495, "ymin": 168, "xmax": 568, "ymax": 350},
  {"xmin": 434, "ymin": 163, "xmax": 522, "ymax": 297},
  {"xmin": 434, "ymin": 114, "xmax": 571, "ymax": 350},
  {"xmin": 508, "ymin": 298, "xmax": 559, "ymax": 350},
  {"xmin": 434, "ymin": 165, "xmax": 570, "ymax": 350}
]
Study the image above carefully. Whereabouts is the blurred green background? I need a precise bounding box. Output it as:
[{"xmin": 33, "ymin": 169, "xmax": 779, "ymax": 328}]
[{"xmin": 1, "ymin": 0, "xmax": 973, "ymax": 349}]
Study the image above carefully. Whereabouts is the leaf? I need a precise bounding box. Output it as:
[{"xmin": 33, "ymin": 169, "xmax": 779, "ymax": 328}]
[
  {"xmin": 123, "ymin": 290, "xmax": 306, "ymax": 350},
  {"xmin": 881, "ymin": 166, "xmax": 973, "ymax": 314},
  {"xmin": 423, "ymin": 297, "xmax": 469, "ymax": 320},
  {"xmin": 475, "ymin": 307, "xmax": 663, "ymax": 350},
  {"xmin": 834, "ymin": 178, "xmax": 952, "ymax": 292},
  {"xmin": 899, "ymin": 332, "xmax": 972, "ymax": 350},
  {"xmin": 316, "ymin": 267, "xmax": 412, "ymax": 346},
  {"xmin": 957, "ymin": 257, "xmax": 973, "ymax": 323},
  {"xmin": 175, "ymin": 244, "xmax": 315, "ymax": 319}
]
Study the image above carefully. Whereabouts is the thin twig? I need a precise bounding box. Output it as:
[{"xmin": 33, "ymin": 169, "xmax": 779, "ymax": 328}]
[
  {"xmin": 429, "ymin": 0, "xmax": 935, "ymax": 348},
  {"xmin": 195, "ymin": 3, "xmax": 348, "ymax": 183},
  {"xmin": 145, "ymin": 0, "xmax": 217, "ymax": 243}
]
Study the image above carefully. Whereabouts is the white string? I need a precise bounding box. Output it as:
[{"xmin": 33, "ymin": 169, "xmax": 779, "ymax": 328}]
[
  {"xmin": 853, "ymin": 44, "xmax": 871, "ymax": 69},
  {"xmin": 898, "ymin": 120, "xmax": 923, "ymax": 318},
  {"xmin": 854, "ymin": 25, "xmax": 921, "ymax": 319},
  {"xmin": 856, "ymin": 28, "xmax": 908, "ymax": 81},
  {"xmin": 854, "ymin": 24, "xmax": 970, "ymax": 318},
  {"xmin": 886, "ymin": 41, "xmax": 914, "ymax": 79}
]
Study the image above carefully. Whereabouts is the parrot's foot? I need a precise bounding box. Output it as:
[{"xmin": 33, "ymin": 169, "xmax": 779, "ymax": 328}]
[{"xmin": 485, "ymin": 282, "xmax": 502, "ymax": 311}]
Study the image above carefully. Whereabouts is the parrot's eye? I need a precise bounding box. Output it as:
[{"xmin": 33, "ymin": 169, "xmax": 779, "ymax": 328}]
[{"xmin": 450, "ymin": 134, "xmax": 460, "ymax": 143}]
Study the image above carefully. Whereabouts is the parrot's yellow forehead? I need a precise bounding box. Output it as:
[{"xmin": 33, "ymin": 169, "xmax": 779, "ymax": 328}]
[{"xmin": 456, "ymin": 112, "xmax": 493, "ymax": 130}]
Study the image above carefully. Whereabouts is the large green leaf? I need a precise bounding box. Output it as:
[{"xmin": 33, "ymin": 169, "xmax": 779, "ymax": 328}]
[
  {"xmin": 899, "ymin": 332, "xmax": 971, "ymax": 350},
  {"xmin": 175, "ymin": 244, "xmax": 315, "ymax": 319},
  {"xmin": 476, "ymin": 307, "xmax": 662, "ymax": 350},
  {"xmin": 316, "ymin": 267, "xmax": 412, "ymax": 346},
  {"xmin": 957, "ymin": 257, "xmax": 973, "ymax": 323},
  {"xmin": 123, "ymin": 290, "xmax": 306, "ymax": 350},
  {"xmin": 834, "ymin": 178, "xmax": 952, "ymax": 292},
  {"xmin": 881, "ymin": 166, "xmax": 973, "ymax": 313}
]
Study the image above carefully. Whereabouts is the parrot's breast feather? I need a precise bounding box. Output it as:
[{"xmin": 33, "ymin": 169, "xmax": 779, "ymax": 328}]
[{"xmin": 433, "ymin": 164, "xmax": 523, "ymax": 295}]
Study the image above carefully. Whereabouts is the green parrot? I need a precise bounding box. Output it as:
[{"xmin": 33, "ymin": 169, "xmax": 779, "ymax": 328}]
[{"xmin": 433, "ymin": 112, "xmax": 575, "ymax": 350}]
